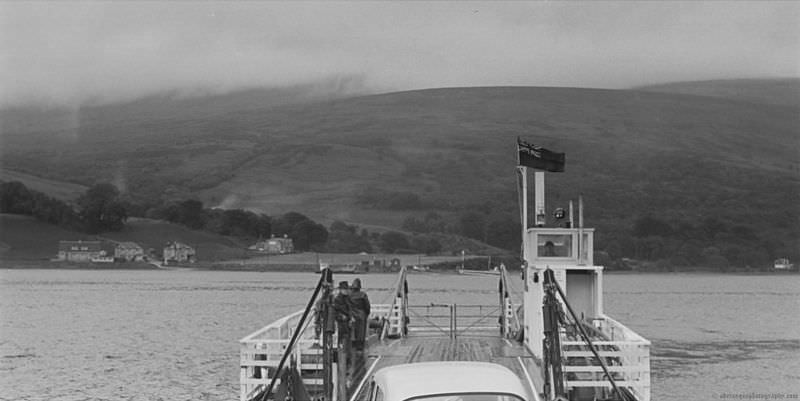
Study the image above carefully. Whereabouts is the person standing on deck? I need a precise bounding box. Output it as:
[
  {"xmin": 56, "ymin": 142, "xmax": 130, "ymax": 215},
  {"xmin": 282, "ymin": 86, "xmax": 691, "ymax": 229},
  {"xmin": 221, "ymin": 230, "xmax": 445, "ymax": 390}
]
[
  {"xmin": 349, "ymin": 278, "xmax": 371, "ymax": 351},
  {"xmin": 333, "ymin": 281, "xmax": 353, "ymax": 352}
]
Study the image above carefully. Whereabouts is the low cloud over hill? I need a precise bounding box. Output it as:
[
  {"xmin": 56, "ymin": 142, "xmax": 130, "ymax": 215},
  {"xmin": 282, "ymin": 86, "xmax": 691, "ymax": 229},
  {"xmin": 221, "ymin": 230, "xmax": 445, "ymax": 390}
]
[{"xmin": 2, "ymin": 79, "xmax": 798, "ymax": 264}]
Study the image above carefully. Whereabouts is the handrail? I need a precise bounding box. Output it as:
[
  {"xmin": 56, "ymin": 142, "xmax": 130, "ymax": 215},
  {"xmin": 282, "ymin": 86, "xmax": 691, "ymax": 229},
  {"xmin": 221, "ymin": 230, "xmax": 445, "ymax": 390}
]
[
  {"xmin": 240, "ymin": 309, "xmax": 306, "ymax": 343},
  {"xmin": 499, "ymin": 265, "xmax": 521, "ymax": 338},
  {"xmin": 544, "ymin": 268, "xmax": 631, "ymax": 401},
  {"xmin": 258, "ymin": 270, "xmax": 328, "ymax": 401},
  {"xmin": 381, "ymin": 266, "xmax": 408, "ymax": 339}
]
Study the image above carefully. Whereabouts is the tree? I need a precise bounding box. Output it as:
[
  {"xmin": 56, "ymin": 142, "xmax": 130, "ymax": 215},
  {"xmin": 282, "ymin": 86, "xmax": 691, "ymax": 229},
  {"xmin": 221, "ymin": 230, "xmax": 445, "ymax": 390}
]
[
  {"xmin": 0, "ymin": 181, "xmax": 80, "ymax": 229},
  {"xmin": 486, "ymin": 215, "xmax": 520, "ymax": 250},
  {"xmin": 379, "ymin": 231, "xmax": 410, "ymax": 253},
  {"xmin": 0, "ymin": 181, "xmax": 33, "ymax": 214},
  {"xmin": 410, "ymin": 234, "xmax": 442, "ymax": 254},
  {"xmin": 176, "ymin": 199, "xmax": 206, "ymax": 229},
  {"xmin": 633, "ymin": 215, "xmax": 673, "ymax": 237},
  {"xmin": 272, "ymin": 212, "xmax": 312, "ymax": 237},
  {"xmin": 290, "ymin": 219, "xmax": 328, "ymax": 251},
  {"xmin": 77, "ymin": 183, "xmax": 127, "ymax": 233},
  {"xmin": 327, "ymin": 220, "xmax": 372, "ymax": 253},
  {"xmin": 459, "ymin": 211, "xmax": 486, "ymax": 242},
  {"xmin": 702, "ymin": 246, "xmax": 729, "ymax": 271}
]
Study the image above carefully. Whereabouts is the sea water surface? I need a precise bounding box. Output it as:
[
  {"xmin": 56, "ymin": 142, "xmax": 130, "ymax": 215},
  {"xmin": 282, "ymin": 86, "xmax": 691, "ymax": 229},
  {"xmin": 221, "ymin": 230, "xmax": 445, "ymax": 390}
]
[{"xmin": 1, "ymin": 268, "xmax": 798, "ymax": 401}]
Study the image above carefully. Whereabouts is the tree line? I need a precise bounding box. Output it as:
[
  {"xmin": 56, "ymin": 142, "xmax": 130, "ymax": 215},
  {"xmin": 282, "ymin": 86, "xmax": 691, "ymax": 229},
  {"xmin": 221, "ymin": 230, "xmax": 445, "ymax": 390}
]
[
  {"xmin": 0, "ymin": 181, "xmax": 127, "ymax": 233},
  {"xmin": 0, "ymin": 181, "xmax": 444, "ymax": 255},
  {"xmin": 400, "ymin": 204, "xmax": 797, "ymax": 271}
]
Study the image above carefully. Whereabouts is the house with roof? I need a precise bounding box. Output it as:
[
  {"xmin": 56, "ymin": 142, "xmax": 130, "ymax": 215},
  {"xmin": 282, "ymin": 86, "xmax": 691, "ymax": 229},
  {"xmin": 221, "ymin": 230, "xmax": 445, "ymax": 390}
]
[
  {"xmin": 249, "ymin": 235, "xmax": 294, "ymax": 254},
  {"xmin": 163, "ymin": 241, "xmax": 196, "ymax": 264},
  {"xmin": 114, "ymin": 242, "xmax": 145, "ymax": 262},
  {"xmin": 57, "ymin": 240, "xmax": 114, "ymax": 262}
]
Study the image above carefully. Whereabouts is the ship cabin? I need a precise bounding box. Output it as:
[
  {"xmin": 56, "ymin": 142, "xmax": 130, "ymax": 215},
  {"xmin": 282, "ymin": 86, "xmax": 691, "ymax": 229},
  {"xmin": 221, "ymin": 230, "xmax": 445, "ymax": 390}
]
[{"xmin": 521, "ymin": 202, "xmax": 651, "ymax": 401}]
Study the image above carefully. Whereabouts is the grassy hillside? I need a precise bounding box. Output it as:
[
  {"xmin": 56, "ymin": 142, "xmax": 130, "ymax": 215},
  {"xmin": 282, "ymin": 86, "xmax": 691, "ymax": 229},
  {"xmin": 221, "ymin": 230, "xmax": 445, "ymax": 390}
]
[
  {"xmin": 1, "ymin": 81, "xmax": 798, "ymax": 264},
  {"xmin": 101, "ymin": 218, "xmax": 249, "ymax": 261},
  {"xmin": 0, "ymin": 169, "xmax": 87, "ymax": 201},
  {"xmin": 0, "ymin": 214, "xmax": 247, "ymax": 262},
  {"xmin": 0, "ymin": 214, "xmax": 87, "ymax": 260},
  {"xmin": 636, "ymin": 78, "xmax": 800, "ymax": 107}
]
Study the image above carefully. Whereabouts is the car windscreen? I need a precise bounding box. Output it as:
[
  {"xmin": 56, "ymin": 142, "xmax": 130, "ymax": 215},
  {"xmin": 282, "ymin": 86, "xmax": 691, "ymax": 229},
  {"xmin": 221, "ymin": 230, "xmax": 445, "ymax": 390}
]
[{"xmin": 406, "ymin": 393, "xmax": 526, "ymax": 401}]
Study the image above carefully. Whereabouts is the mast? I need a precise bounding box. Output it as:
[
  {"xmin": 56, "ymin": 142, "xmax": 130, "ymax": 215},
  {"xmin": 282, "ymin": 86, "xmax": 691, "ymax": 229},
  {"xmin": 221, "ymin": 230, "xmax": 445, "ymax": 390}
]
[
  {"xmin": 534, "ymin": 171, "xmax": 546, "ymax": 227},
  {"xmin": 518, "ymin": 165, "xmax": 528, "ymax": 257}
]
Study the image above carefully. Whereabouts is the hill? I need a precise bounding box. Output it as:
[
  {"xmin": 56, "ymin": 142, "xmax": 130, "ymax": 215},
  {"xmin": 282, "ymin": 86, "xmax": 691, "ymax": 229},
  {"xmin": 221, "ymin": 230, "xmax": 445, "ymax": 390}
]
[
  {"xmin": 100, "ymin": 218, "xmax": 250, "ymax": 261},
  {"xmin": 1, "ymin": 80, "xmax": 798, "ymax": 264},
  {"xmin": 0, "ymin": 214, "xmax": 247, "ymax": 262},
  {"xmin": 635, "ymin": 78, "xmax": 800, "ymax": 107},
  {"xmin": 0, "ymin": 214, "xmax": 87, "ymax": 260},
  {"xmin": 0, "ymin": 169, "xmax": 87, "ymax": 202}
]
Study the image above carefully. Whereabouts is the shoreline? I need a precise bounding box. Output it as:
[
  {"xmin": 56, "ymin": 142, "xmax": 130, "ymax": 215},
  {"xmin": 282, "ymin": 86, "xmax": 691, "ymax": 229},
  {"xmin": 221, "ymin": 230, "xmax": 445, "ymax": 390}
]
[
  {"xmin": 1, "ymin": 259, "xmax": 797, "ymax": 275},
  {"xmin": 0, "ymin": 259, "xmax": 162, "ymax": 270}
]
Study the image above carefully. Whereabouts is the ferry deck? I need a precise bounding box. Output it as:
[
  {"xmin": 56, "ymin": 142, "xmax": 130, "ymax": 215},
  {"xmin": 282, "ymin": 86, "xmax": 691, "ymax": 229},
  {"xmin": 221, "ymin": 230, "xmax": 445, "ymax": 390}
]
[{"xmin": 239, "ymin": 156, "xmax": 651, "ymax": 401}]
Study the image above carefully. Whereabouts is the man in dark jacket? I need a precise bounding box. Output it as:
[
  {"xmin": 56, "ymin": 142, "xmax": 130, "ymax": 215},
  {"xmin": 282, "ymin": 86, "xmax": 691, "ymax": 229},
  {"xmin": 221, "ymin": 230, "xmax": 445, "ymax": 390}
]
[
  {"xmin": 349, "ymin": 278, "xmax": 371, "ymax": 351},
  {"xmin": 332, "ymin": 281, "xmax": 352, "ymax": 344},
  {"xmin": 332, "ymin": 280, "xmax": 353, "ymax": 371}
]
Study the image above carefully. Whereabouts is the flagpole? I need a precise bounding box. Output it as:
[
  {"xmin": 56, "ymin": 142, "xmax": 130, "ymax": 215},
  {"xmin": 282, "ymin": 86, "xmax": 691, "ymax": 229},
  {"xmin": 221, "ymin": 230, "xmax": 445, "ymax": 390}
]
[{"xmin": 534, "ymin": 171, "xmax": 545, "ymax": 227}]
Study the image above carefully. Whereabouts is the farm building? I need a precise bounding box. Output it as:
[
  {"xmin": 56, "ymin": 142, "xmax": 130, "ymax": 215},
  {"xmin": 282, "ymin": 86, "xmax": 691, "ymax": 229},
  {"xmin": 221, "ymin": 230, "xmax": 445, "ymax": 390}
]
[
  {"xmin": 163, "ymin": 241, "xmax": 196, "ymax": 264},
  {"xmin": 249, "ymin": 235, "xmax": 294, "ymax": 254},
  {"xmin": 57, "ymin": 240, "xmax": 114, "ymax": 262},
  {"xmin": 114, "ymin": 242, "xmax": 145, "ymax": 262}
]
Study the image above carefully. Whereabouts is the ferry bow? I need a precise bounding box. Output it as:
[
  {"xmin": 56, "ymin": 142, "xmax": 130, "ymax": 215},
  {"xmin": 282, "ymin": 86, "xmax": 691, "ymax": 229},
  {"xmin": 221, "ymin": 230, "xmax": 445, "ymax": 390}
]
[{"xmin": 239, "ymin": 140, "xmax": 651, "ymax": 401}]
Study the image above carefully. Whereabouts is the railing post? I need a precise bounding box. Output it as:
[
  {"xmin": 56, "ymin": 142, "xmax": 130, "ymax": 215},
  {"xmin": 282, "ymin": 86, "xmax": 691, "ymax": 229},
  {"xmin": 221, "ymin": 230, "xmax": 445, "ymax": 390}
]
[{"xmin": 451, "ymin": 303, "xmax": 457, "ymax": 339}]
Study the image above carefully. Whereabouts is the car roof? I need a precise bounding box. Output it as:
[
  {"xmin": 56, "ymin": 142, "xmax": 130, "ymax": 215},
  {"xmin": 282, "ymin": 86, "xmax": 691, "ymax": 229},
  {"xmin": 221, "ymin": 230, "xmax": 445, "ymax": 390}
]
[{"xmin": 372, "ymin": 361, "xmax": 528, "ymax": 401}]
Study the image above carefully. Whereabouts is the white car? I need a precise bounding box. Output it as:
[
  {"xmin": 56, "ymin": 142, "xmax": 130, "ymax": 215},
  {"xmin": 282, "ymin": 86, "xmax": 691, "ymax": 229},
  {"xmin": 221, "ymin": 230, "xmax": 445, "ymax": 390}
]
[{"xmin": 364, "ymin": 361, "xmax": 529, "ymax": 401}]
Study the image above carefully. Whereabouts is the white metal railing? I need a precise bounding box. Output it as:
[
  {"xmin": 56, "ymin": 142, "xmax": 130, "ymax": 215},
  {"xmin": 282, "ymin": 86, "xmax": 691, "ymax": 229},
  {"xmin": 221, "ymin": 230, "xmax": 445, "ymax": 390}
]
[
  {"xmin": 561, "ymin": 314, "xmax": 650, "ymax": 401},
  {"xmin": 239, "ymin": 309, "xmax": 322, "ymax": 401},
  {"xmin": 240, "ymin": 267, "xmax": 406, "ymax": 401},
  {"xmin": 381, "ymin": 266, "xmax": 408, "ymax": 339},
  {"xmin": 240, "ymin": 303, "xmax": 397, "ymax": 401}
]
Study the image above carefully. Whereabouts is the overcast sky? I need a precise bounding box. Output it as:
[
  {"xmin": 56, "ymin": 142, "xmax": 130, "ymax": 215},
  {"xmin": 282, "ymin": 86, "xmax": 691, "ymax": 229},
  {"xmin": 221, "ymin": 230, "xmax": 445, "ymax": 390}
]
[{"xmin": 1, "ymin": 1, "xmax": 798, "ymax": 108}]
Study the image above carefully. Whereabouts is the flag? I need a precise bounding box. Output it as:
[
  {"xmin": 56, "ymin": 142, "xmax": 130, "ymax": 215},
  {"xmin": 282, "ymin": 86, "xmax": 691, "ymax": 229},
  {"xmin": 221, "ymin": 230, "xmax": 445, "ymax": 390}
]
[{"xmin": 517, "ymin": 138, "xmax": 565, "ymax": 172}]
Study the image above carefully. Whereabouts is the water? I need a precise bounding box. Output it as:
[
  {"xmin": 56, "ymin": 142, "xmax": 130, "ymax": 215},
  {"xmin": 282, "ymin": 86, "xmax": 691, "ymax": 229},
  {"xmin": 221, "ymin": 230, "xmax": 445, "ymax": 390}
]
[{"xmin": 1, "ymin": 269, "xmax": 798, "ymax": 401}]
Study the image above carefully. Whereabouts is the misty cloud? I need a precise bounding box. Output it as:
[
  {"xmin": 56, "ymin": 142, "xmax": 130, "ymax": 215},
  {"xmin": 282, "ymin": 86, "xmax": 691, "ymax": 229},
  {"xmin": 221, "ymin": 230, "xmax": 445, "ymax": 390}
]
[{"xmin": 1, "ymin": 2, "xmax": 798, "ymax": 108}]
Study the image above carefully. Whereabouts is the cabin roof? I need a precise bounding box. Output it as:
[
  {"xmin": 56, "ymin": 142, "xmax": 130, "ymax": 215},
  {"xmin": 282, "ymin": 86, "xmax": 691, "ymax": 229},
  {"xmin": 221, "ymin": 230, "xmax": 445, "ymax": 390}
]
[{"xmin": 372, "ymin": 361, "xmax": 527, "ymax": 400}]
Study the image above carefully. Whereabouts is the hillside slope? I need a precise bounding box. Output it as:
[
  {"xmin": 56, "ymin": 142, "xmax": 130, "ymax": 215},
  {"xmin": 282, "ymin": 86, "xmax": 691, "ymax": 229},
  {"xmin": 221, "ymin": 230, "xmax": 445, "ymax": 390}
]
[
  {"xmin": 1, "ymin": 81, "xmax": 798, "ymax": 260},
  {"xmin": 0, "ymin": 214, "xmax": 87, "ymax": 260},
  {"xmin": 636, "ymin": 78, "xmax": 800, "ymax": 107},
  {"xmin": 0, "ymin": 169, "xmax": 87, "ymax": 201}
]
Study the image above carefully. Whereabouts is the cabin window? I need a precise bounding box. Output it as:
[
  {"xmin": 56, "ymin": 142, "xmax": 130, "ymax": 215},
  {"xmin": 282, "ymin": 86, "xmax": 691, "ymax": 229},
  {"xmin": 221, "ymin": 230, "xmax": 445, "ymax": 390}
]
[{"xmin": 537, "ymin": 234, "xmax": 572, "ymax": 257}]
